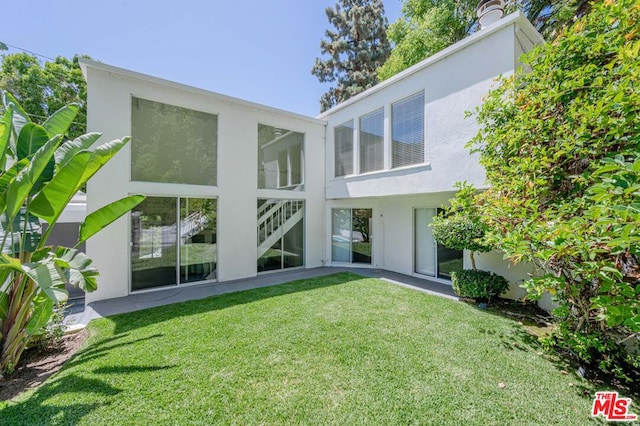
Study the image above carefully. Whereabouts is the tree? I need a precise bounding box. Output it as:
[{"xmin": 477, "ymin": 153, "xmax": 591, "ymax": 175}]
[
  {"xmin": 431, "ymin": 183, "xmax": 491, "ymax": 270},
  {"xmin": 0, "ymin": 52, "xmax": 89, "ymax": 139},
  {"xmin": 0, "ymin": 92, "xmax": 144, "ymax": 376},
  {"xmin": 377, "ymin": 0, "xmax": 595, "ymax": 81},
  {"xmin": 466, "ymin": 0, "xmax": 639, "ymax": 381},
  {"xmin": 312, "ymin": 0, "xmax": 391, "ymax": 112}
]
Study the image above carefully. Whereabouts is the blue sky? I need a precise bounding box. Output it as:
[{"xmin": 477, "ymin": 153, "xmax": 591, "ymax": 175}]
[{"xmin": 2, "ymin": 0, "xmax": 403, "ymax": 117}]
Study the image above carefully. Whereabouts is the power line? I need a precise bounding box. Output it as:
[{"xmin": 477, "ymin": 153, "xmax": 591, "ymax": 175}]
[{"xmin": 1, "ymin": 42, "xmax": 55, "ymax": 61}]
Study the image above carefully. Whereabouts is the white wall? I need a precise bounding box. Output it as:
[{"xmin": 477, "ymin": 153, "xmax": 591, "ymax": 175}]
[
  {"xmin": 326, "ymin": 193, "xmax": 539, "ymax": 301},
  {"xmin": 322, "ymin": 24, "xmax": 517, "ymax": 200},
  {"xmin": 83, "ymin": 62, "xmax": 325, "ymax": 302}
]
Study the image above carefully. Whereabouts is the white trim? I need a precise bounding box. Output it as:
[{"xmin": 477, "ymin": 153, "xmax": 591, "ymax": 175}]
[
  {"xmin": 317, "ymin": 12, "xmax": 542, "ymax": 118},
  {"xmin": 79, "ymin": 58, "xmax": 326, "ymax": 126}
]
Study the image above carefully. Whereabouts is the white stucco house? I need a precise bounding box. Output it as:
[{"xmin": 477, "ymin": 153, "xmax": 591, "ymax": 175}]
[{"xmin": 78, "ymin": 12, "xmax": 548, "ymax": 307}]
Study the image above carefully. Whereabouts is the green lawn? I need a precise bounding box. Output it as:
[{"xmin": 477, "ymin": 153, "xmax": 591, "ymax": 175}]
[{"xmin": 1, "ymin": 273, "xmax": 602, "ymax": 425}]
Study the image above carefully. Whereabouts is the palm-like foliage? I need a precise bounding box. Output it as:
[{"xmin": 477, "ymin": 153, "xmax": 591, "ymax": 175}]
[{"xmin": 0, "ymin": 91, "xmax": 144, "ymax": 375}]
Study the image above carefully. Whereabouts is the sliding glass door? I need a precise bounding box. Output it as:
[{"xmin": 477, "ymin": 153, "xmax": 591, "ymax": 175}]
[
  {"xmin": 257, "ymin": 199, "xmax": 305, "ymax": 272},
  {"xmin": 331, "ymin": 208, "xmax": 372, "ymax": 264},
  {"xmin": 414, "ymin": 208, "xmax": 463, "ymax": 280},
  {"xmin": 131, "ymin": 197, "xmax": 217, "ymax": 291}
]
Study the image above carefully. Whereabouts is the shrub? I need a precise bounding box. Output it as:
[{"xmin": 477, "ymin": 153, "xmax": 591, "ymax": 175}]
[
  {"xmin": 451, "ymin": 269, "xmax": 509, "ymax": 302},
  {"xmin": 465, "ymin": 0, "xmax": 640, "ymax": 383}
]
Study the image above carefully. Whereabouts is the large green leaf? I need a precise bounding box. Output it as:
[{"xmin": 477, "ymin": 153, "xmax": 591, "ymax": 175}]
[
  {"xmin": 0, "ymin": 158, "xmax": 29, "ymax": 214},
  {"xmin": 54, "ymin": 132, "xmax": 101, "ymax": 170},
  {"xmin": 30, "ymin": 137, "xmax": 129, "ymax": 224},
  {"xmin": 5, "ymin": 136, "xmax": 61, "ymax": 222},
  {"xmin": 24, "ymin": 260, "xmax": 67, "ymax": 303},
  {"xmin": 54, "ymin": 247, "xmax": 98, "ymax": 292},
  {"xmin": 25, "ymin": 294, "xmax": 53, "ymax": 336},
  {"xmin": 79, "ymin": 195, "xmax": 145, "ymax": 244},
  {"xmin": 0, "ymin": 104, "xmax": 14, "ymax": 163},
  {"xmin": 29, "ymin": 151, "xmax": 92, "ymax": 223},
  {"xmin": 43, "ymin": 103, "xmax": 80, "ymax": 139},
  {"xmin": 17, "ymin": 123, "xmax": 49, "ymax": 161},
  {"xmin": 2, "ymin": 91, "xmax": 30, "ymax": 138}
]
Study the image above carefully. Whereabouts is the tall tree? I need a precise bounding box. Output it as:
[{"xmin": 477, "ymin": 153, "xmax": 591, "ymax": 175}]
[
  {"xmin": 0, "ymin": 52, "xmax": 89, "ymax": 139},
  {"xmin": 312, "ymin": 0, "xmax": 391, "ymax": 112},
  {"xmin": 378, "ymin": 0, "xmax": 595, "ymax": 81}
]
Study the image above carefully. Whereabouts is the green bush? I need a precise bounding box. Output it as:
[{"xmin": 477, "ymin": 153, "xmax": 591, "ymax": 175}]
[{"xmin": 451, "ymin": 269, "xmax": 509, "ymax": 302}]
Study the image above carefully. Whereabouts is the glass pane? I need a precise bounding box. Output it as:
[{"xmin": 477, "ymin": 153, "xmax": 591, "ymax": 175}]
[
  {"xmin": 360, "ymin": 109, "xmax": 384, "ymax": 173},
  {"xmin": 351, "ymin": 209, "xmax": 372, "ymax": 264},
  {"xmin": 414, "ymin": 208, "xmax": 436, "ymax": 276},
  {"xmin": 131, "ymin": 98, "xmax": 218, "ymax": 185},
  {"xmin": 131, "ymin": 197, "xmax": 177, "ymax": 290},
  {"xmin": 282, "ymin": 201, "xmax": 304, "ymax": 269},
  {"xmin": 180, "ymin": 198, "xmax": 217, "ymax": 284},
  {"xmin": 392, "ymin": 92, "xmax": 425, "ymax": 168},
  {"xmin": 257, "ymin": 199, "xmax": 305, "ymax": 271},
  {"xmin": 436, "ymin": 209, "xmax": 463, "ymax": 279},
  {"xmin": 335, "ymin": 121, "xmax": 354, "ymax": 177},
  {"xmin": 331, "ymin": 209, "xmax": 351, "ymax": 262},
  {"xmin": 258, "ymin": 199, "xmax": 283, "ymax": 272},
  {"xmin": 258, "ymin": 125, "xmax": 305, "ymax": 190}
]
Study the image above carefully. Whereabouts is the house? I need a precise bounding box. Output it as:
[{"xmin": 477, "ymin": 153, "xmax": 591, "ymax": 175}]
[{"xmin": 78, "ymin": 12, "xmax": 552, "ymax": 309}]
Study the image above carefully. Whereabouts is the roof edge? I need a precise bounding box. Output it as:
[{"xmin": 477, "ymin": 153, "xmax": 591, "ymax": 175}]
[
  {"xmin": 317, "ymin": 11, "xmax": 541, "ymax": 119},
  {"xmin": 78, "ymin": 59, "xmax": 326, "ymax": 125}
]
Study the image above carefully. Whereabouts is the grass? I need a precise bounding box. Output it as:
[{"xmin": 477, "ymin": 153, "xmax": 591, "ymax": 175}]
[{"xmin": 1, "ymin": 273, "xmax": 603, "ymax": 425}]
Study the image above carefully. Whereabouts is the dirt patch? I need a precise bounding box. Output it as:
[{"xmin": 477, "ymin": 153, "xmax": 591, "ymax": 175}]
[{"xmin": 0, "ymin": 329, "xmax": 88, "ymax": 401}]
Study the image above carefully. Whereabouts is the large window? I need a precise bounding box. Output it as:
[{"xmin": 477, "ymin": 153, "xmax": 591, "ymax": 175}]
[
  {"xmin": 392, "ymin": 92, "xmax": 424, "ymax": 168},
  {"xmin": 131, "ymin": 197, "xmax": 217, "ymax": 291},
  {"xmin": 334, "ymin": 121, "xmax": 354, "ymax": 177},
  {"xmin": 131, "ymin": 98, "xmax": 218, "ymax": 185},
  {"xmin": 257, "ymin": 199, "xmax": 304, "ymax": 272},
  {"xmin": 331, "ymin": 209, "xmax": 372, "ymax": 264},
  {"xmin": 359, "ymin": 109, "xmax": 384, "ymax": 173},
  {"xmin": 258, "ymin": 124, "xmax": 304, "ymax": 190}
]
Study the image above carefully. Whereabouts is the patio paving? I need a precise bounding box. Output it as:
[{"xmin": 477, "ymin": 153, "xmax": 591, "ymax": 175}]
[{"xmin": 65, "ymin": 267, "xmax": 457, "ymax": 328}]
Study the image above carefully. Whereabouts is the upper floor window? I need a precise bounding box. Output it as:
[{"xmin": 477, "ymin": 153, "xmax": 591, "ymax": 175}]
[
  {"xmin": 131, "ymin": 97, "xmax": 218, "ymax": 185},
  {"xmin": 392, "ymin": 92, "xmax": 424, "ymax": 168},
  {"xmin": 258, "ymin": 124, "xmax": 304, "ymax": 190},
  {"xmin": 359, "ymin": 108, "xmax": 384, "ymax": 173},
  {"xmin": 334, "ymin": 120, "xmax": 354, "ymax": 177}
]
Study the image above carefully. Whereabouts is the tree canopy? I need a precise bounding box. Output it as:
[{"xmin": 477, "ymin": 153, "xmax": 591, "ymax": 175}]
[
  {"xmin": 312, "ymin": 0, "xmax": 391, "ymax": 112},
  {"xmin": 378, "ymin": 0, "xmax": 595, "ymax": 81},
  {"xmin": 464, "ymin": 0, "xmax": 639, "ymax": 382},
  {"xmin": 0, "ymin": 52, "xmax": 89, "ymax": 139}
]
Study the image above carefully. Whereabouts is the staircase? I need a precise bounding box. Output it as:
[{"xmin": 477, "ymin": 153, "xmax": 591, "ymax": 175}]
[
  {"xmin": 180, "ymin": 211, "xmax": 209, "ymax": 243},
  {"xmin": 257, "ymin": 200, "xmax": 304, "ymax": 258}
]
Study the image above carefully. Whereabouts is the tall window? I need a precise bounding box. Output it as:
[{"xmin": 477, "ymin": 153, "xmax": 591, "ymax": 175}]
[
  {"xmin": 131, "ymin": 197, "xmax": 217, "ymax": 291},
  {"xmin": 359, "ymin": 109, "xmax": 384, "ymax": 173},
  {"xmin": 257, "ymin": 199, "xmax": 304, "ymax": 272},
  {"xmin": 392, "ymin": 92, "xmax": 424, "ymax": 168},
  {"xmin": 258, "ymin": 124, "xmax": 305, "ymax": 190},
  {"xmin": 131, "ymin": 97, "xmax": 218, "ymax": 185},
  {"xmin": 334, "ymin": 120, "xmax": 354, "ymax": 177},
  {"xmin": 331, "ymin": 208, "xmax": 372, "ymax": 264}
]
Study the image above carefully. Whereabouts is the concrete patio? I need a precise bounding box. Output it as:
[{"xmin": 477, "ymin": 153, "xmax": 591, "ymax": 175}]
[{"xmin": 66, "ymin": 267, "xmax": 457, "ymax": 328}]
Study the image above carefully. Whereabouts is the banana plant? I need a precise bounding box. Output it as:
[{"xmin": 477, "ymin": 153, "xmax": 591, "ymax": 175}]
[{"xmin": 0, "ymin": 92, "xmax": 145, "ymax": 376}]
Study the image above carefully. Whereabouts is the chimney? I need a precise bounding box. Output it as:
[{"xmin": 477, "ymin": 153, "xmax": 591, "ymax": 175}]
[{"xmin": 477, "ymin": 0, "xmax": 505, "ymax": 29}]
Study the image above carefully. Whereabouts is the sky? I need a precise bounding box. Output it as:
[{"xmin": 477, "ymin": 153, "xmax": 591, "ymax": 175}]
[{"xmin": 2, "ymin": 0, "xmax": 403, "ymax": 117}]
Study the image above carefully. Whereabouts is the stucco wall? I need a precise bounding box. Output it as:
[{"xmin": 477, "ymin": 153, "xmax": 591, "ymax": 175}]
[
  {"xmin": 322, "ymin": 24, "xmax": 517, "ymax": 199},
  {"xmin": 84, "ymin": 64, "xmax": 326, "ymax": 302}
]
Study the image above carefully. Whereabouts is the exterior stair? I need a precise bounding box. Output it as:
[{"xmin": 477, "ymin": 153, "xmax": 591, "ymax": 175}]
[{"xmin": 257, "ymin": 200, "xmax": 304, "ymax": 258}]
